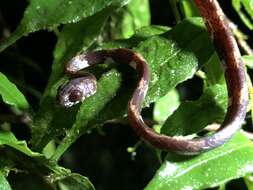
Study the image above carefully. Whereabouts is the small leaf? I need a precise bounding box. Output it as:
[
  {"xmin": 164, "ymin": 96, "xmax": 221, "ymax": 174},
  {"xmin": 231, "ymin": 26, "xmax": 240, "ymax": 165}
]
[
  {"xmin": 57, "ymin": 173, "xmax": 95, "ymax": 190},
  {"xmin": 242, "ymin": 55, "xmax": 253, "ymax": 69},
  {"xmin": 0, "ymin": 0, "xmax": 130, "ymax": 52},
  {"xmin": 153, "ymin": 89, "xmax": 180, "ymax": 124},
  {"xmin": 109, "ymin": 0, "xmax": 150, "ymax": 39},
  {"xmin": 51, "ymin": 69, "xmax": 122, "ymax": 160},
  {"xmin": 232, "ymin": 0, "xmax": 253, "ymax": 30},
  {"xmin": 161, "ymin": 84, "xmax": 227, "ymax": 136},
  {"xmin": 101, "ymin": 25, "xmax": 170, "ymax": 49},
  {"xmin": 180, "ymin": 0, "xmax": 199, "ymax": 18},
  {"xmin": 0, "ymin": 132, "xmax": 41, "ymax": 157},
  {"xmin": 97, "ymin": 17, "xmax": 214, "ymax": 126},
  {"xmin": 0, "ymin": 72, "xmax": 29, "ymax": 109},
  {"xmin": 31, "ymin": 6, "xmax": 121, "ymax": 151},
  {"xmin": 145, "ymin": 133, "xmax": 253, "ymax": 190},
  {"xmin": 135, "ymin": 17, "xmax": 214, "ymax": 105},
  {"xmin": 49, "ymin": 6, "xmax": 116, "ymax": 87},
  {"xmin": 72, "ymin": 69, "xmax": 122, "ymax": 133},
  {"xmin": 244, "ymin": 175, "xmax": 253, "ymax": 190},
  {"xmin": 0, "ymin": 172, "xmax": 11, "ymax": 190},
  {"xmin": 204, "ymin": 53, "xmax": 225, "ymax": 85}
]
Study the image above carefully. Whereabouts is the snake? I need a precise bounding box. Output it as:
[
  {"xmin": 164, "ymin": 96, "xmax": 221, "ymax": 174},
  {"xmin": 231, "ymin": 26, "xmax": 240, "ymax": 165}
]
[{"xmin": 57, "ymin": 0, "xmax": 248, "ymax": 154}]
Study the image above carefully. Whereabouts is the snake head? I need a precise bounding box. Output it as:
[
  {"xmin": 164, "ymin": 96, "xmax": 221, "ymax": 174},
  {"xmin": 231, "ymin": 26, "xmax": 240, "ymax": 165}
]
[{"xmin": 57, "ymin": 75, "xmax": 97, "ymax": 108}]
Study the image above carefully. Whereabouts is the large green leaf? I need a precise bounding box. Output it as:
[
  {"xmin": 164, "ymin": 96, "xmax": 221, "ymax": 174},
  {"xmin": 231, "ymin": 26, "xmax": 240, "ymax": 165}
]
[
  {"xmin": 153, "ymin": 89, "xmax": 180, "ymax": 124},
  {"xmin": 109, "ymin": 0, "xmax": 150, "ymax": 39},
  {"xmin": 134, "ymin": 17, "xmax": 214, "ymax": 105},
  {"xmin": 161, "ymin": 84, "xmax": 227, "ymax": 136},
  {"xmin": 242, "ymin": 55, "xmax": 253, "ymax": 69},
  {"xmin": 97, "ymin": 17, "xmax": 214, "ymax": 125},
  {"xmin": 57, "ymin": 173, "xmax": 95, "ymax": 190},
  {"xmin": 101, "ymin": 25, "xmax": 170, "ymax": 49},
  {"xmin": 0, "ymin": 72, "xmax": 29, "ymax": 109},
  {"xmin": 245, "ymin": 175, "xmax": 253, "ymax": 190},
  {"xmin": 49, "ymin": 6, "xmax": 117, "ymax": 87},
  {"xmin": 51, "ymin": 69, "xmax": 122, "ymax": 160},
  {"xmin": 0, "ymin": 132, "xmax": 94, "ymax": 190},
  {"xmin": 204, "ymin": 53, "xmax": 225, "ymax": 85},
  {"xmin": 0, "ymin": 132, "xmax": 41, "ymax": 157},
  {"xmin": 0, "ymin": 0, "xmax": 130, "ymax": 52},
  {"xmin": 31, "ymin": 6, "xmax": 122, "ymax": 151},
  {"xmin": 34, "ymin": 17, "xmax": 214, "ymax": 153},
  {"xmin": 232, "ymin": 0, "xmax": 253, "ymax": 30},
  {"xmin": 145, "ymin": 133, "xmax": 253, "ymax": 190},
  {"xmin": 0, "ymin": 172, "xmax": 11, "ymax": 190},
  {"xmin": 180, "ymin": 0, "xmax": 199, "ymax": 18}
]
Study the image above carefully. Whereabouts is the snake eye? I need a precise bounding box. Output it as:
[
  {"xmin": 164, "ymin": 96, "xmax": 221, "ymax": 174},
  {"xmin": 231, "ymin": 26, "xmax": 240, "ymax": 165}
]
[{"xmin": 68, "ymin": 89, "xmax": 83, "ymax": 103}]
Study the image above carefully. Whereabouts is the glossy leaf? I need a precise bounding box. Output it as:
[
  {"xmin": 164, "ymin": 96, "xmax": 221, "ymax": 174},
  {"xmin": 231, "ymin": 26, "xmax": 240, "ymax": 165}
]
[
  {"xmin": 145, "ymin": 133, "xmax": 253, "ymax": 190},
  {"xmin": 242, "ymin": 55, "xmax": 253, "ymax": 69},
  {"xmin": 232, "ymin": 0, "xmax": 253, "ymax": 30},
  {"xmin": 204, "ymin": 53, "xmax": 225, "ymax": 85},
  {"xmin": 109, "ymin": 0, "xmax": 150, "ymax": 39},
  {"xmin": 244, "ymin": 175, "xmax": 253, "ymax": 190},
  {"xmin": 51, "ymin": 69, "xmax": 122, "ymax": 161},
  {"xmin": 0, "ymin": 131, "xmax": 41, "ymax": 157},
  {"xmin": 0, "ymin": 172, "xmax": 11, "ymax": 190},
  {"xmin": 0, "ymin": 72, "xmax": 29, "ymax": 109},
  {"xmin": 134, "ymin": 17, "xmax": 214, "ymax": 105},
  {"xmin": 0, "ymin": 0, "xmax": 130, "ymax": 52},
  {"xmin": 96, "ymin": 17, "xmax": 214, "ymax": 126},
  {"xmin": 153, "ymin": 89, "xmax": 180, "ymax": 124},
  {"xmin": 101, "ymin": 25, "xmax": 170, "ymax": 49},
  {"xmin": 161, "ymin": 84, "xmax": 227, "ymax": 136},
  {"xmin": 73, "ymin": 69, "xmax": 122, "ymax": 132},
  {"xmin": 97, "ymin": 17, "xmax": 214, "ymax": 125},
  {"xmin": 31, "ymin": 6, "xmax": 122, "ymax": 151},
  {"xmin": 180, "ymin": 0, "xmax": 199, "ymax": 18},
  {"xmin": 49, "ymin": 6, "xmax": 116, "ymax": 87},
  {"xmin": 57, "ymin": 173, "xmax": 95, "ymax": 190}
]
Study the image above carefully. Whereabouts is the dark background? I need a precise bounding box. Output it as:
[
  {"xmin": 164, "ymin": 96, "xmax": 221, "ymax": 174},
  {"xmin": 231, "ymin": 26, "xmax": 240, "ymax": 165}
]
[{"xmin": 0, "ymin": 0, "xmax": 252, "ymax": 190}]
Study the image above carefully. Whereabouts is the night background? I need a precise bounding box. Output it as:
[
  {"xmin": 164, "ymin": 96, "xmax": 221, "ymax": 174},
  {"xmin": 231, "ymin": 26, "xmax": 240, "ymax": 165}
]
[{"xmin": 0, "ymin": 0, "xmax": 252, "ymax": 190}]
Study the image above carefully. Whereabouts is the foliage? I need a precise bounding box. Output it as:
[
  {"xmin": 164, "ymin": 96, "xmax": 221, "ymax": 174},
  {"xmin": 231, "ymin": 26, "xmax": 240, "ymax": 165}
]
[{"xmin": 0, "ymin": 0, "xmax": 253, "ymax": 189}]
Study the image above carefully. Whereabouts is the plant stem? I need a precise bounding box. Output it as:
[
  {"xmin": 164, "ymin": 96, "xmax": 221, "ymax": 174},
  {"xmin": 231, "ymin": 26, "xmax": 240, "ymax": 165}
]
[
  {"xmin": 51, "ymin": 128, "xmax": 81, "ymax": 162},
  {"xmin": 169, "ymin": 0, "xmax": 181, "ymax": 23},
  {"xmin": 228, "ymin": 19, "xmax": 253, "ymax": 55}
]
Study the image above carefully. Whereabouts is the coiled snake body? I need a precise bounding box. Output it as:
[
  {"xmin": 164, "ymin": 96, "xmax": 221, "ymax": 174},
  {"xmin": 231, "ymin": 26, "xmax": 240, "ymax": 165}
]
[{"xmin": 57, "ymin": 0, "xmax": 248, "ymax": 154}]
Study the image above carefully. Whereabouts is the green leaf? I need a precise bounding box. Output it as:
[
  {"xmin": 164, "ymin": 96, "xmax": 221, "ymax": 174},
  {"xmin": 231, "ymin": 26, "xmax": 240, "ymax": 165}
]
[
  {"xmin": 0, "ymin": 0, "xmax": 130, "ymax": 52},
  {"xmin": 218, "ymin": 184, "xmax": 226, "ymax": 190},
  {"xmin": 153, "ymin": 89, "xmax": 180, "ymax": 124},
  {"xmin": 0, "ymin": 172, "xmax": 11, "ymax": 190},
  {"xmin": 161, "ymin": 84, "xmax": 227, "ymax": 136},
  {"xmin": 57, "ymin": 173, "xmax": 95, "ymax": 190},
  {"xmin": 134, "ymin": 17, "xmax": 214, "ymax": 105},
  {"xmin": 145, "ymin": 133, "xmax": 253, "ymax": 190},
  {"xmin": 0, "ymin": 132, "xmax": 41, "ymax": 157},
  {"xmin": 232, "ymin": 0, "xmax": 253, "ymax": 30},
  {"xmin": 180, "ymin": 0, "xmax": 199, "ymax": 18},
  {"xmin": 94, "ymin": 17, "xmax": 214, "ymax": 128},
  {"xmin": 51, "ymin": 69, "xmax": 122, "ymax": 161},
  {"xmin": 101, "ymin": 25, "xmax": 170, "ymax": 49},
  {"xmin": 49, "ymin": 6, "xmax": 116, "ymax": 87},
  {"xmin": 31, "ymin": 6, "xmax": 122, "ymax": 151},
  {"xmin": 109, "ymin": 0, "xmax": 150, "ymax": 39},
  {"xmin": 204, "ymin": 53, "xmax": 225, "ymax": 85},
  {"xmin": 0, "ymin": 132, "xmax": 94, "ymax": 190},
  {"xmin": 242, "ymin": 55, "xmax": 253, "ymax": 69},
  {"xmin": 0, "ymin": 72, "xmax": 29, "ymax": 109},
  {"xmin": 97, "ymin": 17, "xmax": 214, "ymax": 125},
  {"xmin": 244, "ymin": 175, "xmax": 253, "ymax": 190}
]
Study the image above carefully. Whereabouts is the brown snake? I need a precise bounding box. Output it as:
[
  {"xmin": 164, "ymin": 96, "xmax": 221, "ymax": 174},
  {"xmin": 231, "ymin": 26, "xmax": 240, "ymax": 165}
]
[{"xmin": 57, "ymin": 0, "xmax": 248, "ymax": 154}]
